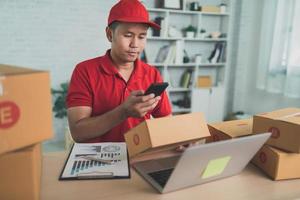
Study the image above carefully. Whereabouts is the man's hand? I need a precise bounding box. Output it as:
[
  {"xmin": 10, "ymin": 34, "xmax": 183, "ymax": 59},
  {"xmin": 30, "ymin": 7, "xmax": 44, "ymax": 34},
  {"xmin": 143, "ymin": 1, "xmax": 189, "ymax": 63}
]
[
  {"xmin": 175, "ymin": 140, "xmax": 206, "ymax": 152},
  {"xmin": 121, "ymin": 90, "xmax": 161, "ymax": 118}
]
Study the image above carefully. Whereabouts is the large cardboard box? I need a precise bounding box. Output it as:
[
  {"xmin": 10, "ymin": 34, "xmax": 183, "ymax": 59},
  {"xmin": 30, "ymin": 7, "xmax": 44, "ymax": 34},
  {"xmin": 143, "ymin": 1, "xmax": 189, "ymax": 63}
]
[
  {"xmin": 253, "ymin": 108, "xmax": 300, "ymax": 153},
  {"xmin": 0, "ymin": 64, "xmax": 53, "ymax": 154},
  {"xmin": 207, "ymin": 118, "xmax": 253, "ymax": 143},
  {"xmin": 0, "ymin": 143, "xmax": 41, "ymax": 200},
  {"xmin": 124, "ymin": 112, "xmax": 211, "ymax": 157},
  {"xmin": 252, "ymin": 145, "xmax": 300, "ymax": 180}
]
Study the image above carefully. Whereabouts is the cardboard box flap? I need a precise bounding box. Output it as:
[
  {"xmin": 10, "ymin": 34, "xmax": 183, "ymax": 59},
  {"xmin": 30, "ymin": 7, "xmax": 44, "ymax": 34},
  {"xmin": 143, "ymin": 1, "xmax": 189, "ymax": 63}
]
[
  {"xmin": 0, "ymin": 64, "xmax": 42, "ymax": 76},
  {"xmin": 269, "ymin": 146, "xmax": 298, "ymax": 157},
  {"xmin": 209, "ymin": 119, "xmax": 253, "ymax": 138},
  {"xmin": 256, "ymin": 108, "xmax": 300, "ymax": 120},
  {"xmin": 147, "ymin": 112, "xmax": 210, "ymax": 147}
]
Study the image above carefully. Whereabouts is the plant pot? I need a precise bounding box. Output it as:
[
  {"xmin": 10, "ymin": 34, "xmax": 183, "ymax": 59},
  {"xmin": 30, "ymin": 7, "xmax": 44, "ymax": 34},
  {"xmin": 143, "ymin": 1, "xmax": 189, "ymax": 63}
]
[
  {"xmin": 186, "ymin": 31, "xmax": 195, "ymax": 38},
  {"xmin": 64, "ymin": 124, "xmax": 74, "ymax": 150}
]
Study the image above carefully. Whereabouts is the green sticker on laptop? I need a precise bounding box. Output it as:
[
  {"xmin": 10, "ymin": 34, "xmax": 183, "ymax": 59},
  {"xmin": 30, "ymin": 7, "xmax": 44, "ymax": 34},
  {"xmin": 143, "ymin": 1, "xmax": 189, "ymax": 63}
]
[{"xmin": 201, "ymin": 156, "xmax": 231, "ymax": 179}]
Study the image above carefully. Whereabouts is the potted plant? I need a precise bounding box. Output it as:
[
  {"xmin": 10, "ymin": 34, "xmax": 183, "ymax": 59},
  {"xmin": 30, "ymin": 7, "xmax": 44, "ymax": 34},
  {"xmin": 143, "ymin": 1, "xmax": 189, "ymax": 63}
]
[
  {"xmin": 52, "ymin": 82, "xmax": 74, "ymax": 150},
  {"xmin": 52, "ymin": 82, "xmax": 69, "ymax": 119},
  {"xmin": 182, "ymin": 25, "xmax": 197, "ymax": 38},
  {"xmin": 199, "ymin": 28, "xmax": 206, "ymax": 38}
]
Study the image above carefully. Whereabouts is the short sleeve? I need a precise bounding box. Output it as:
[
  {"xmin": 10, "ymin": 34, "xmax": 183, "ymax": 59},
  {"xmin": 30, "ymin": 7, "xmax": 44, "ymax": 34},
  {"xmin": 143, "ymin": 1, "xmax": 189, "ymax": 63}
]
[
  {"xmin": 151, "ymin": 70, "xmax": 172, "ymax": 117},
  {"xmin": 66, "ymin": 64, "xmax": 93, "ymax": 108}
]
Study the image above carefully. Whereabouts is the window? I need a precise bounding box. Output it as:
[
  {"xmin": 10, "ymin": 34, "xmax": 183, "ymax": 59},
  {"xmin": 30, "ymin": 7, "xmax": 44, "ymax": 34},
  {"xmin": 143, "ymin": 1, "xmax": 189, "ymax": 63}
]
[{"xmin": 257, "ymin": 0, "xmax": 300, "ymax": 98}]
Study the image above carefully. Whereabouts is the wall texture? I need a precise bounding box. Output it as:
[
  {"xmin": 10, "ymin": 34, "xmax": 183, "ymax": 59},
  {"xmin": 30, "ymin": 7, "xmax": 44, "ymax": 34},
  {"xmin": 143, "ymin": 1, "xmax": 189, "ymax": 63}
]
[{"xmin": 0, "ymin": 0, "xmax": 117, "ymax": 141}]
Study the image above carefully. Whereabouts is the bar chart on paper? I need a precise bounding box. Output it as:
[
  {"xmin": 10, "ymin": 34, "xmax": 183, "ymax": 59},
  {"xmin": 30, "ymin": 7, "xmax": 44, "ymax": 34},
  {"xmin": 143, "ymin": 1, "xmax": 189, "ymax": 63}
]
[{"xmin": 60, "ymin": 143, "xmax": 130, "ymax": 180}]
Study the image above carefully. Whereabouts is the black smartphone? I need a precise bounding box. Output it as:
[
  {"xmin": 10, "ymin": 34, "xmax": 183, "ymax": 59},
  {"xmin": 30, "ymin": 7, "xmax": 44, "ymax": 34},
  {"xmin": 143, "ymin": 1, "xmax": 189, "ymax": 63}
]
[{"xmin": 144, "ymin": 82, "xmax": 169, "ymax": 97}]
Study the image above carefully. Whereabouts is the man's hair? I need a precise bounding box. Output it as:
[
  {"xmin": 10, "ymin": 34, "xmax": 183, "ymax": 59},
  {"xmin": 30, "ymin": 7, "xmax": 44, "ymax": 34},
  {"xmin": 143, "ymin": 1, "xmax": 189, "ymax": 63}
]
[{"xmin": 108, "ymin": 21, "xmax": 120, "ymax": 32}]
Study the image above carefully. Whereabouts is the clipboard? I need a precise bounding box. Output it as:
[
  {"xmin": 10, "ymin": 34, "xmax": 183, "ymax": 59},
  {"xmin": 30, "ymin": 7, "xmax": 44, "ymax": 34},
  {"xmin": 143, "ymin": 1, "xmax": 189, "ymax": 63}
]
[{"xmin": 59, "ymin": 142, "xmax": 131, "ymax": 180}]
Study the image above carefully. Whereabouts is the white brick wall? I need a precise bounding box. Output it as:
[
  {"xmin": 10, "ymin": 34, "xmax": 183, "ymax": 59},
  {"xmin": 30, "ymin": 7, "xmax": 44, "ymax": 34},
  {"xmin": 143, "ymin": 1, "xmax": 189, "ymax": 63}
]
[{"xmin": 0, "ymin": 0, "xmax": 118, "ymax": 141}]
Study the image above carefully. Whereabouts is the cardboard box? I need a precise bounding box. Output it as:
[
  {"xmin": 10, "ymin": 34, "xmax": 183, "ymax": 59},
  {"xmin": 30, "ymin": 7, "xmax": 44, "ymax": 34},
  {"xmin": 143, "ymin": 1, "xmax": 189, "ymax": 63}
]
[
  {"xmin": 124, "ymin": 112, "xmax": 211, "ymax": 157},
  {"xmin": 0, "ymin": 143, "xmax": 41, "ymax": 200},
  {"xmin": 252, "ymin": 145, "xmax": 300, "ymax": 180},
  {"xmin": 207, "ymin": 118, "xmax": 253, "ymax": 143},
  {"xmin": 0, "ymin": 64, "xmax": 53, "ymax": 154},
  {"xmin": 197, "ymin": 76, "xmax": 212, "ymax": 88},
  {"xmin": 200, "ymin": 6, "xmax": 221, "ymax": 13},
  {"xmin": 253, "ymin": 108, "xmax": 300, "ymax": 153}
]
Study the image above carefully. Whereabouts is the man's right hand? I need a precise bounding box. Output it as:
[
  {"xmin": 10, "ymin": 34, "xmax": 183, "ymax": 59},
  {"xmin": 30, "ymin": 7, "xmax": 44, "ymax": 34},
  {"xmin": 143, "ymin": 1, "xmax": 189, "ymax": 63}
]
[{"xmin": 121, "ymin": 90, "xmax": 161, "ymax": 118}]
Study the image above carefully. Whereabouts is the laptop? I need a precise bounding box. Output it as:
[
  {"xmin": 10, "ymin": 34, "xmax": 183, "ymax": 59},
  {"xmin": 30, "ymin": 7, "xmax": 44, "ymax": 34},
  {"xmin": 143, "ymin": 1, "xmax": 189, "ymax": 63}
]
[{"xmin": 133, "ymin": 132, "xmax": 271, "ymax": 193}]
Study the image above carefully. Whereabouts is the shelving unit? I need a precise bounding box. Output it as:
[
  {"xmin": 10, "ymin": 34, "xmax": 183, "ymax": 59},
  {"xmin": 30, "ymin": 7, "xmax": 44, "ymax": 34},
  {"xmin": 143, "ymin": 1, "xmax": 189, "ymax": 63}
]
[{"xmin": 143, "ymin": 0, "xmax": 232, "ymax": 122}]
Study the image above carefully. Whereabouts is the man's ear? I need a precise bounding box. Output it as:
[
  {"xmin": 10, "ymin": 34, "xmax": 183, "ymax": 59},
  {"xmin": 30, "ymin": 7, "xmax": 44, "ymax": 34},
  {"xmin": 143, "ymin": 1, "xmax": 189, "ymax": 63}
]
[{"xmin": 106, "ymin": 27, "xmax": 112, "ymax": 42}]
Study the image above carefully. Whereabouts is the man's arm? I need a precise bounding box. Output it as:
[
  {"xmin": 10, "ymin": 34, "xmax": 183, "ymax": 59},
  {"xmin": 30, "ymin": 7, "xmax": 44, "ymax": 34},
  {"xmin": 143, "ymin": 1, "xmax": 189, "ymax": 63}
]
[{"xmin": 67, "ymin": 90, "xmax": 160, "ymax": 142}]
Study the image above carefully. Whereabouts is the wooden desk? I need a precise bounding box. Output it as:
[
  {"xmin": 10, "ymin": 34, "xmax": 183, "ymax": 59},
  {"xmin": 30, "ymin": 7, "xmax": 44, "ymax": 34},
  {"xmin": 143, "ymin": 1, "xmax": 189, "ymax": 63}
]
[{"xmin": 41, "ymin": 152, "xmax": 300, "ymax": 200}]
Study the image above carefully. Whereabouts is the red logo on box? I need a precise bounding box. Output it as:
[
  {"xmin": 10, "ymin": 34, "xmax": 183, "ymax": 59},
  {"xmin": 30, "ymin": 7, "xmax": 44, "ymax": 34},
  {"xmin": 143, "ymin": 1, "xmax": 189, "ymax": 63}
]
[
  {"xmin": 0, "ymin": 101, "xmax": 20, "ymax": 129},
  {"xmin": 268, "ymin": 127, "xmax": 280, "ymax": 139},
  {"xmin": 259, "ymin": 152, "xmax": 267, "ymax": 163},
  {"xmin": 133, "ymin": 134, "xmax": 140, "ymax": 145}
]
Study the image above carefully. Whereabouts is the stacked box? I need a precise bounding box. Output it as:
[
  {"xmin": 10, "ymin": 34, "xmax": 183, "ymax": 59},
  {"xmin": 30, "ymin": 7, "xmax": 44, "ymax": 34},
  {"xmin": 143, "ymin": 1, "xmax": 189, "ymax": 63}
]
[
  {"xmin": 0, "ymin": 144, "xmax": 41, "ymax": 200},
  {"xmin": 252, "ymin": 108, "xmax": 300, "ymax": 180},
  {"xmin": 0, "ymin": 64, "xmax": 53, "ymax": 199},
  {"xmin": 207, "ymin": 110, "xmax": 300, "ymax": 180}
]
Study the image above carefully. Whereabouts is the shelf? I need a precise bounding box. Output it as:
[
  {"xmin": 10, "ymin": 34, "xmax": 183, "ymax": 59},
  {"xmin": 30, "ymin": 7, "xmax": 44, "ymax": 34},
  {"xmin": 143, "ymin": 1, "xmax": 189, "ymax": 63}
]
[
  {"xmin": 184, "ymin": 38, "xmax": 227, "ymax": 42},
  {"xmin": 201, "ymin": 12, "xmax": 229, "ymax": 16},
  {"xmin": 149, "ymin": 63, "xmax": 226, "ymax": 67},
  {"xmin": 149, "ymin": 63, "xmax": 196, "ymax": 67},
  {"xmin": 147, "ymin": 8, "xmax": 229, "ymax": 16},
  {"xmin": 147, "ymin": 36, "xmax": 227, "ymax": 42},
  {"xmin": 147, "ymin": 36, "xmax": 182, "ymax": 41},
  {"xmin": 147, "ymin": 8, "xmax": 167, "ymax": 13},
  {"xmin": 169, "ymin": 88, "xmax": 192, "ymax": 92},
  {"xmin": 198, "ymin": 63, "xmax": 226, "ymax": 67},
  {"xmin": 146, "ymin": 3, "xmax": 231, "ymax": 118}
]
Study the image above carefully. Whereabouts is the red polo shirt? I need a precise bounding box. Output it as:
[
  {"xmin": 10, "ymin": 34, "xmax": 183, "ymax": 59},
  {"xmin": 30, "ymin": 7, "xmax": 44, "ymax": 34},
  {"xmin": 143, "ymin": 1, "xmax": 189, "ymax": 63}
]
[{"xmin": 66, "ymin": 50, "xmax": 172, "ymax": 142}]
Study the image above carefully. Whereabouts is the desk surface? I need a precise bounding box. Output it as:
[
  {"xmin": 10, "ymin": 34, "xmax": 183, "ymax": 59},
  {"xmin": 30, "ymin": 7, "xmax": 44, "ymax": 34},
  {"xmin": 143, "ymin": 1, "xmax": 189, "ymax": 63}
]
[{"xmin": 41, "ymin": 152, "xmax": 300, "ymax": 200}]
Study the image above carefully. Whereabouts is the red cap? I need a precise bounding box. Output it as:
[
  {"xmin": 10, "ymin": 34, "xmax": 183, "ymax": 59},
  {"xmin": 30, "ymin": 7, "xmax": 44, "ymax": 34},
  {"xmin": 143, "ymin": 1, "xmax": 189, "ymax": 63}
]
[{"xmin": 108, "ymin": 0, "xmax": 160, "ymax": 30}]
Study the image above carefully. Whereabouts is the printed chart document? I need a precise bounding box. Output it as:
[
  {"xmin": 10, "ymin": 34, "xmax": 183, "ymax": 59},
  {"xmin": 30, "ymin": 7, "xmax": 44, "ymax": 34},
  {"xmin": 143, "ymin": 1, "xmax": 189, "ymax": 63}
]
[{"xmin": 59, "ymin": 142, "xmax": 130, "ymax": 180}]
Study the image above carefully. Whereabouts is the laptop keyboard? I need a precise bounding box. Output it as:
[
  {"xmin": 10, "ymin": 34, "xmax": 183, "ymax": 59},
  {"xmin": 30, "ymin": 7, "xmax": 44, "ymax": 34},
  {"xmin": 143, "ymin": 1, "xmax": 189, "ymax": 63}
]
[{"xmin": 148, "ymin": 168, "xmax": 174, "ymax": 188}]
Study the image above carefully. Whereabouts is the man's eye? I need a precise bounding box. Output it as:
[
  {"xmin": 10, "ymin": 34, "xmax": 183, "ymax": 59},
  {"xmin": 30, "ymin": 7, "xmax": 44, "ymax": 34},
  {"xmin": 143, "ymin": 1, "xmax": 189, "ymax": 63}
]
[{"xmin": 124, "ymin": 34, "xmax": 132, "ymax": 37}]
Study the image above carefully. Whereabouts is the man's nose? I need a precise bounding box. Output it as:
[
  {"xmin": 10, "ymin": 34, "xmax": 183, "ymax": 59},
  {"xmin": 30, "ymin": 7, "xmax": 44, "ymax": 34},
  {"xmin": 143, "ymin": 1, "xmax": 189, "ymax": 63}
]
[{"xmin": 130, "ymin": 37, "xmax": 138, "ymax": 48}]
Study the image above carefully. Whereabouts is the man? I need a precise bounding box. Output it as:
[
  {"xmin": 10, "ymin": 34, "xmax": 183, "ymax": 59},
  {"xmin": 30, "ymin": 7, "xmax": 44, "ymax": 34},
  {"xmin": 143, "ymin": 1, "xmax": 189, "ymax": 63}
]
[{"xmin": 66, "ymin": 0, "xmax": 172, "ymax": 143}]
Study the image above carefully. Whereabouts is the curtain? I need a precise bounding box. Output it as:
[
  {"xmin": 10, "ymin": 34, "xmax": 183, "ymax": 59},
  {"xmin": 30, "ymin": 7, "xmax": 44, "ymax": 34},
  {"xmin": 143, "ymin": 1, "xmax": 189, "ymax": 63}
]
[{"xmin": 257, "ymin": 0, "xmax": 300, "ymax": 98}]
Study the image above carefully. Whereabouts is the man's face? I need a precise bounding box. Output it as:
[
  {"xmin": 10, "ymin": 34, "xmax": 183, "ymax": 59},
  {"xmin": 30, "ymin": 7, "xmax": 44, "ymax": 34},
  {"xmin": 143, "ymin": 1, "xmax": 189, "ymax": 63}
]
[{"xmin": 108, "ymin": 22, "xmax": 148, "ymax": 63}]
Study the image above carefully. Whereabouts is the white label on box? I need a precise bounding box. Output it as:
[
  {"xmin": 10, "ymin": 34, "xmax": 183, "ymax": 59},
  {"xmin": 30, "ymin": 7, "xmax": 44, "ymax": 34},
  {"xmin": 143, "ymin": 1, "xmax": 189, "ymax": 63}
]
[{"xmin": 0, "ymin": 76, "xmax": 5, "ymax": 96}]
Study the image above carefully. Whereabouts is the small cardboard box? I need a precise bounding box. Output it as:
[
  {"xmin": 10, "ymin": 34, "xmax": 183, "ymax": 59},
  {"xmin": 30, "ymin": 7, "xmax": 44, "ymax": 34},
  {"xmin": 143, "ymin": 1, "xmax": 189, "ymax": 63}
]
[
  {"xmin": 207, "ymin": 118, "xmax": 253, "ymax": 143},
  {"xmin": 124, "ymin": 112, "xmax": 211, "ymax": 157},
  {"xmin": 0, "ymin": 64, "xmax": 53, "ymax": 154},
  {"xmin": 0, "ymin": 143, "xmax": 41, "ymax": 200},
  {"xmin": 200, "ymin": 6, "xmax": 221, "ymax": 13},
  {"xmin": 253, "ymin": 108, "xmax": 300, "ymax": 153},
  {"xmin": 252, "ymin": 145, "xmax": 300, "ymax": 180},
  {"xmin": 197, "ymin": 76, "xmax": 212, "ymax": 88}
]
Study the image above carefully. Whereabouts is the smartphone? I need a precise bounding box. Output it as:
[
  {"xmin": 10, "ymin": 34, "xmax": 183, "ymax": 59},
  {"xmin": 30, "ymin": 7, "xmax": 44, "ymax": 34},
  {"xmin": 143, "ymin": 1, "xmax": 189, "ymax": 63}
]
[{"xmin": 144, "ymin": 82, "xmax": 169, "ymax": 97}]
